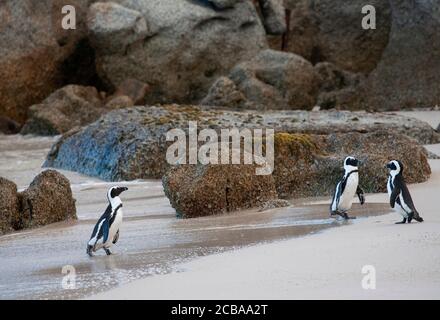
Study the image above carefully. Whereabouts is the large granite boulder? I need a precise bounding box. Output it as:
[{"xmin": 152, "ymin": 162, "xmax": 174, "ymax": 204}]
[
  {"xmin": 257, "ymin": 0, "xmax": 286, "ymax": 35},
  {"xmin": 314, "ymin": 62, "xmax": 365, "ymax": 109},
  {"xmin": 202, "ymin": 49, "xmax": 320, "ymax": 109},
  {"xmin": 0, "ymin": 177, "xmax": 20, "ymax": 235},
  {"xmin": 21, "ymin": 85, "xmax": 106, "ymax": 136},
  {"xmin": 19, "ymin": 170, "xmax": 77, "ymax": 228},
  {"xmin": 362, "ymin": 0, "xmax": 440, "ymax": 109},
  {"xmin": 163, "ymin": 163, "xmax": 278, "ymax": 218},
  {"xmin": 44, "ymin": 105, "xmax": 439, "ymax": 182},
  {"xmin": 275, "ymin": 0, "xmax": 440, "ymax": 109},
  {"xmin": 279, "ymin": 0, "xmax": 391, "ymax": 74},
  {"xmin": 0, "ymin": 0, "xmax": 100, "ymax": 124},
  {"xmin": 87, "ymin": 0, "xmax": 267, "ymax": 104},
  {"xmin": 272, "ymin": 131, "xmax": 431, "ymax": 198}
]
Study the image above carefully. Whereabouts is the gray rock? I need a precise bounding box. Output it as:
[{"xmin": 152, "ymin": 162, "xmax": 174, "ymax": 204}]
[
  {"xmin": 314, "ymin": 62, "xmax": 364, "ymax": 109},
  {"xmin": 272, "ymin": 131, "xmax": 431, "ymax": 198},
  {"xmin": 209, "ymin": 0, "xmax": 240, "ymax": 9},
  {"xmin": 362, "ymin": 0, "xmax": 440, "ymax": 109},
  {"xmin": 258, "ymin": 0, "xmax": 286, "ymax": 35},
  {"xmin": 163, "ymin": 162, "xmax": 278, "ymax": 218},
  {"xmin": 0, "ymin": 177, "xmax": 20, "ymax": 235},
  {"xmin": 87, "ymin": 2, "xmax": 149, "ymax": 55},
  {"xmin": 21, "ymin": 85, "xmax": 105, "ymax": 136},
  {"xmin": 89, "ymin": 0, "xmax": 268, "ymax": 104},
  {"xmin": 44, "ymin": 105, "xmax": 440, "ymax": 182},
  {"xmin": 204, "ymin": 49, "xmax": 319, "ymax": 110},
  {"xmin": 19, "ymin": 170, "xmax": 77, "ymax": 229},
  {"xmin": 0, "ymin": 0, "xmax": 99, "ymax": 124},
  {"xmin": 201, "ymin": 76, "xmax": 249, "ymax": 109},
  {"xmin": 281, "ymin": 0, "xmax": 391, "ymax": 73},
  {"xmin": 109, "ymin": 78, "xmax": 150, "ymax": 105}
]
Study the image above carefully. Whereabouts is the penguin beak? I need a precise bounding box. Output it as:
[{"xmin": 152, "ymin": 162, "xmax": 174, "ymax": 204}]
[{"xmin": 121, "ymin": 187, "xmax": 128, "ymax": 192}]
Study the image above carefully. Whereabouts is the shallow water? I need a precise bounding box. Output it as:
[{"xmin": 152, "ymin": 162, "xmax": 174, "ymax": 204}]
[{"xmin": 0, "ymin": 135, "xmax": 390, "ymax": 299}]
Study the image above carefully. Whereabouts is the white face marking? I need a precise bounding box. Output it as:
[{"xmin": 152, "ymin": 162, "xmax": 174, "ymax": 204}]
[
  {"xmin": 389, "ymin": 160, "xmax": 401, "ymax": 177},
  {"xmin": 343, "ymin": 156, "xmax": 358, "ymax": 174},
  {"xmin": 107, "ymin": 186, "xmax": 122, "ymax": 210}
]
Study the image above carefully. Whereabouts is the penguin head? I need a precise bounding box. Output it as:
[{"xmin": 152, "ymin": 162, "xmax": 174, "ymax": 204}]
[
  {"xmin": 344, "ymin": 156, "xmax": 359, "ymax": 170},
  {"xmin": 386, "ymin": 160, "xmax": 403, "ymax": 175},
  {"xmin": 108, "ymin": 186, "xmax": 128, "ymax": 200}
]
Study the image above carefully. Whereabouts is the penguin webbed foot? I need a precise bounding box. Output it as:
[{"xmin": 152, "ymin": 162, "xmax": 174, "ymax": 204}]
[
  {"xmin": 87, "ymin": 245, "xmax": 94, "ymax": 257},
  {"xmin": 332, "ymin": 211, "xmax": 355, "ymax": 220},
  {"xmin": 395, "ymin": 218, "xmax": 407, "ymax": 224},
  {"xmin": 104, "ymin": 248, "xmax": 112, "ymax": 256}
]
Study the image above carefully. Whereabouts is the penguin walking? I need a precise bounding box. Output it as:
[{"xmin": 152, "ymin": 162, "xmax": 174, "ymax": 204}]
[
  {"xmin": 87, "ymin": 186, "xmax": 128, "ymax": 256},
  {"xmin": 386, "ymin": 160, "xmax": 423, "ymax": 224},
  {"xmin": 330, "ymin": 156, "xmax": 365, "ymax": 219}
]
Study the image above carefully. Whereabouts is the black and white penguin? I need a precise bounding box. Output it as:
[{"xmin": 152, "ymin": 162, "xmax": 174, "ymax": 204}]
[
  {"xmin": 87, "ymin": 186, "xmax": 128, "ymax": 256},
  {"xmin": 386, "ymin": 160, "xmax": 424, "ymax": 224},
  {"xmin": 330, "ymin": 156, "xmax": 365, "ymax": 219}
]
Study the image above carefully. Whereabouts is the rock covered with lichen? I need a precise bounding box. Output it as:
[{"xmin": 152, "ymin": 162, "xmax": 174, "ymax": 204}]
[
  {"xmin": 44, "ymin": 104, "xmax": 437, "ymax": 183},
  {"xmin": 163, "ymin": 163, "xmax": 278, "ymax": 218},
  {"xmin": 0, "ymin": 177, "xmax": 20, "ymax": 235},
  {"xmin": 0, "ymin": 170, "xmax": 77, "ymax": 235}
]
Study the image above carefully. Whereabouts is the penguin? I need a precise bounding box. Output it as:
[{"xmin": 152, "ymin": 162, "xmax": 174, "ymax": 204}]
[
  {"xmin": 330, "ymin": 156, "xmax": 365, "ymax": 219},
  {"xmin": 386, "ymin": 160, "xmax": 423, "ymax": 224},
  {"xmin": 87, "ymin": 186, "xmax": 128, "ymax": 256}
]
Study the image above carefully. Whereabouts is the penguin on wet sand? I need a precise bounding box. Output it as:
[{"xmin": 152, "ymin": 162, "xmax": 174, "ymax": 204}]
[
  {"xmin": 386, "ymin": 160, "xmax": 424, "ymax": 224},
  {"xmin": 87, "ymin": 186, "xmax": 128, "ymax": 256},
  {"xmin": 330, "ymin": 156, "xmax": 365, "ymax": 219}
]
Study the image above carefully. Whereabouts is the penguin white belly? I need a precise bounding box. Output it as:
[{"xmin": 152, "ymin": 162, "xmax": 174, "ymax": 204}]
[
  {"xmin": 104, "ymin": 210, "xmax": 123, "ymax": 248},
  {"xmin": 387, "ymin": 177, "xmax": 408, "ymax": 218},
  {"xmin": 337, "ymin": 174, "xmax": 358, "ymax": 211}
]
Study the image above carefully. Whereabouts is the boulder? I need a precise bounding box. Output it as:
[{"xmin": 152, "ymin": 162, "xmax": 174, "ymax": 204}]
[
  {"xmin": 87, "ymin": 0, "xmax": 267, "ymax": 104},
  {"xmin": 272, "ymin": 131, "xmax": 431, "ymax": 198},
  {"xmin": 44, "ymin": 105, "xmax": 440, "ymax": 182},
  {"xmin": 258, "ymin": 0, "xmax": 286, "ymax": 35},
  {"xmin": 19, "ymin": 170, "xmax": 77, "ymax": 228},
  {"xmin": 108, "ymin": 78, "xmax": 150, "ymax": 105},
  {"xmin": 203, "ymin": 49, "xmax": 320, "ymax": 109},
  {"xmin": 0, "ymin": 0, "xmax": 101, "ymax": 124},
  {"xmin": 314, "ymin": 62, "xmax": 365, "ymax": 109},
  {"xmin": 20, "ymin": 85, "xmax": 106, "ymax": 136},
  {"xmin": 0, "ymin": 116, "xmax": 21, "ymax": 135},
  {"xmin": 279, "ymin": 0, "xmax": 391, "ymax": 73},
  {"xmin": 208, "ymin": 0, "xmax": 239, "ymax": 9},
  {"xmin": 162, "ymin": 163, "xmax": 278, "ymax": 218},
  {"xmin": 0, "ymin": 177, "xmax": 20, "ymax": 235},
  {"xmin": 105, "ymin": 95, "xmax": 134, "ymax": 110},
  {"xmin": 87, "ymin": 2, "xmax": 149, "ymax": 55},
  {"xmin": 362, "ymin": 0, "xmax": 440, "ymax": 109},
  {"xmin": 201, "ymin": 77, "xmax": 250, "ymax": 109}
]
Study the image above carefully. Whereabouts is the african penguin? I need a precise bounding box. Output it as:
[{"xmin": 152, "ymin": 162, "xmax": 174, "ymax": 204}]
[
  {"xmin": 386, "ymin": 160, "xmax": 423, "ymax": 224},
  {"xmin": 330, "ymin": 156, "xmax": 365, "ymax": 219},
  {"xmin": 87, "ymin": 186, "xmax": 128, "ymax": 256}
]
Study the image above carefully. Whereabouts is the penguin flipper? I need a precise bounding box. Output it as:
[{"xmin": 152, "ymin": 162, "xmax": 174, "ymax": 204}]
[
  {"xmin": 102, "ymin": 219, "xmax": 110, "ymax": 243},
  {"xmin": 113, "ymin": 230, "xmax": 120, "ymax": 244},
  {"xmin": 390, "ymin": 186, "xmax": 401, "ymax": 208},
  {"xmin": 356, "ymin": 186, "xmax": 365, "ymax": 205}
]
